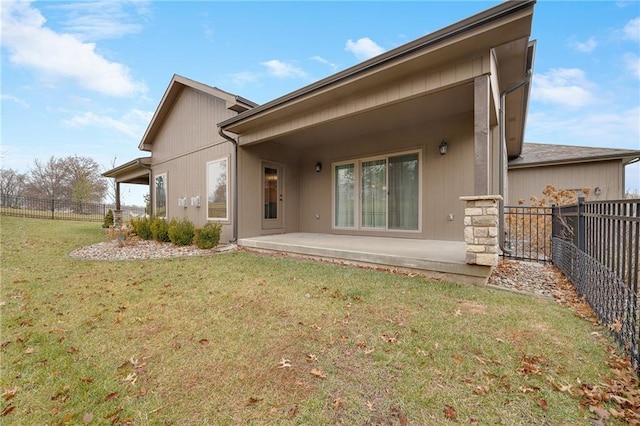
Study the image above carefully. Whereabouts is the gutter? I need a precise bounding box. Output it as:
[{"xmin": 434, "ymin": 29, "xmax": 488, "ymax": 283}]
[
  {"xmin": 218, "ymin": 127, "xmax": 239, "ymax": 243},
  {"xmin": 219, "ymin": 0, "xmax": 535, "ymax": 130},
  {"xmin": 498, "ymin": 70, "xmax": 532, "ymax": 254}
]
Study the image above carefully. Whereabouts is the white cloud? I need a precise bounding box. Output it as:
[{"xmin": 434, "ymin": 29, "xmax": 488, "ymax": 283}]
[
  {"xmin": 624, "ymin": 52, "xmax": 640, "ymax": 79},
  {"xmin": 52, "ymin": 0, "xmax": 150, "ymax": 41},
  {"xmin": 1, "ymin": 94, "xmax": 29, "ymax": 108},
  {"xmin": 230, "ymin": 71, "xmax": 259, "ymax": 86},
  {"xmin": 311, "ymin": 55, "xmax": 337, "ymax": 71},
  {"xmin": 345, "ymin": 37, "xmax": 385, "ymax": 61},
  {"xmin": 1, "ymin": 0, "xmax": 147, "ymax": 97},
  {"xmin": 62, "ymin": 108, "xmax": 152, "ymax": 138},
  {"xmin": 261, "ymin": 60, "xmax": 306, "ymax": 79},
  {"xmin": 622, "ymin": 17, "xmax": 640, "ymax": 41},
  {"xmin": 570, "ymin": 36, "xmax": 597, "ymax": 53},
  {"xmin": 532, "ymin": 68, "xmax": 595, "ymax": 108}
]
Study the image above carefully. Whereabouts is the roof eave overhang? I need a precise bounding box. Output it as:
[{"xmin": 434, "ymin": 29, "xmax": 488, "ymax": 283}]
[
  {"xmin": 508, "ymin": 153, "xmax": 640, "ymax": 169},
  {"xmin": 102, "ymin": 157, "xmax": 152, "ymax": 184},
  {"xmin": 219, "ymin": 0, "xmax": 536, "ymax": 134}
]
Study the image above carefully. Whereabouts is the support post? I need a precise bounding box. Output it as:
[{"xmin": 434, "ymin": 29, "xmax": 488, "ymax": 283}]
[{"xmin": 460, "ymin": 195, "xmax": 502, "ymax": 266}]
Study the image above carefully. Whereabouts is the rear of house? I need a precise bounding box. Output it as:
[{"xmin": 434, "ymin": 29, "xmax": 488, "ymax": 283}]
[
  {"xmin": 105, "ymin": 0, "xmax": 537, "ymax": 281},
  {"xmin": 220, "ymin": 0, "xmax": 536, "ymax": 243}
]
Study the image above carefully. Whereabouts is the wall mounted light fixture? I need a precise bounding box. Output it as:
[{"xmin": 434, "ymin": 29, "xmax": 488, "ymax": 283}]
[
  {"xmin": 439, "ymin": 140, "xmax": 448, "ymax": 155},
  {"xmin": 315, "ymin": 162, "xmax": 322, "ymax": 172}
]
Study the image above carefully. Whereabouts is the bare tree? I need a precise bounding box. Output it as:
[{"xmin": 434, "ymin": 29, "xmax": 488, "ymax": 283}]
[
  {"xmin": 24, "ymin": 157, "xmax": 67, "ymax": 199},
  {"xmin": 24, "ymin": 155, "xmax": 107, "ymax": 202},
  {"xmin": 0, "ymin": 168, "xmax": 27, "ymax": 207}
]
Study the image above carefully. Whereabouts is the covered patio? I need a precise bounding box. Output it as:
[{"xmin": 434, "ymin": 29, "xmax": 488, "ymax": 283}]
[{"xmin": 238, "ymin": 233, "xmax": 492, "ymax": 285}]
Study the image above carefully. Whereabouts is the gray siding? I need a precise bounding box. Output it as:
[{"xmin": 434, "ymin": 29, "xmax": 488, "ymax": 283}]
[
  {"xmin": 150, "ymin": 87, "xmax": 238, "ymax": 241},
  {"xmin": 507, "ymin": 160, "xmax": 624, "ymax": 205}
]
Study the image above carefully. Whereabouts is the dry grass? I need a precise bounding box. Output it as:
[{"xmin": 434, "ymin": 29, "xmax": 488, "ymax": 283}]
[{"xmin": 0, "ymin": 216, "xmax": 630, "ymax": 425}]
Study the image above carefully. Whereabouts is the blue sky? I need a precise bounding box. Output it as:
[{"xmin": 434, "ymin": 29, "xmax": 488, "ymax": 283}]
[{"xmin": 2, "ymin": 0, "xmax": 639, "ymax": 206}]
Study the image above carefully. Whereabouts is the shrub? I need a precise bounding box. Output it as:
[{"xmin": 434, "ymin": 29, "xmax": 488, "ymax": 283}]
[
  {"xmin": 150, "ymin": 217, "xmax": 170, "ymax": 242},
  {"xmin": 102, "ymin": 209, "xmax": 114, "ymax": 228},
  {"xmin": 168, "ymin": 218, "xmax": 195, "ymax": 246},
  {"xmin": 194, "ymin": 223, "xmax": 222, "ymax": 249},
  {"xmin": 130, "ymin": 216, "xmax": 153, "ymax": 240}
]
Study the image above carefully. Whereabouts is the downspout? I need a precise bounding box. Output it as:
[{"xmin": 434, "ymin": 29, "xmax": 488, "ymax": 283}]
[
  {"xmin": 139, "ymin": 161, "xmax": 152, "ymax": 216},
  {"xmin": 499, "ymin": 70, "xmax": 532, "ymax": 253},
  {"xmin": 218, "ymin": 127, "xmax": 239, "ymax": 243}
]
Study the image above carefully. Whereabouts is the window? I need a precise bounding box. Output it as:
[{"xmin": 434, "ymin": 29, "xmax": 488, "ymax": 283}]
[
  {"xmin": 333, "ymin": 151, "xmax": 420, "ymax": 231},
  {"xmin": 155, "ymin": 173, "xmax": 167, "ymax": 218},
  {"xmin": 334, "ymin": 163, "xmax": 354, "ymax": 227},
  {"xmin": 207, "ymin": 158, "xmax": 228, "ymax": 220}
]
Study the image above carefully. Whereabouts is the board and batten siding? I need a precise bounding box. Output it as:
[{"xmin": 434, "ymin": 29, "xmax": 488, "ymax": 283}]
[
  {"xmin": 150, "ymin": 87, "xmax": 239, "ymax": 240},
  {"xmin": 237, "ymin": 57, "xmax": 488, "ymax": 146},
  {"xmin": 507, "ymin": 160, "xmax": 625, "ymax": 205}
]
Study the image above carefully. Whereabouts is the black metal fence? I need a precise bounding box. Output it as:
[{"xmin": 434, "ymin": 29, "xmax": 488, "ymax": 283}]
[
  {"xmin": 552, "ymin": 198, "xmax": 639, "ymax": 374},
  {"xmin": 0, "ymin": 194, "xmax": 146, "ymax": 223},
  {"xmin": 503, "ymin": 205, "xmax": 553, "ymax": 262}
]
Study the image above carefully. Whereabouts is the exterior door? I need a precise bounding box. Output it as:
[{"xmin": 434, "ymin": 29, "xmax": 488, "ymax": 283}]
[{"xmin": 262, "ymin": 162, "xmax": 283, "ymax": 229}]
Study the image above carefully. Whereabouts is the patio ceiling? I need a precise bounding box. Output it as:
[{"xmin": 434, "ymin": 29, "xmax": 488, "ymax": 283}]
[{"xmin": 264, "ymin": 83, "xmax": 475, "ymax": 149}]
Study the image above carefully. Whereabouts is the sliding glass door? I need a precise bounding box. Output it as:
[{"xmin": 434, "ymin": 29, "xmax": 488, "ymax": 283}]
[{"xmin": 333, "ymin": 151, "xmax": 420, "ymax": 231}]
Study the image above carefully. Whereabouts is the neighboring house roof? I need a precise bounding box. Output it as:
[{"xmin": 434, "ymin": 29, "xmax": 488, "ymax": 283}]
[
  {"xmin": 508, "ymin": 143, "xmax": 640, "ymax": 169},
  {"xmin": 138, "ymin": 74, "xmax": 258, "ymax": 152},
  {"xmin": 220, "ymin": 0, "xmax": 535, "ymax": 158}
]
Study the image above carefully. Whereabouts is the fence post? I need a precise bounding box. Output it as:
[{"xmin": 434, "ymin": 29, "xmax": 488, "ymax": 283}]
[
  {"xmin": 578, "ymin": 196, "xmax": 585, "ymax": 252},
  {"xmin": 50, "ymin": 199, "xmax": 55, "ymax": 220}
]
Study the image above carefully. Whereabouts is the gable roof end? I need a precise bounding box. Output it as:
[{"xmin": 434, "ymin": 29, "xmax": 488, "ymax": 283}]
[{"xmin": 138, "ymin": 74, "xmax": 258, "ymax": 152}]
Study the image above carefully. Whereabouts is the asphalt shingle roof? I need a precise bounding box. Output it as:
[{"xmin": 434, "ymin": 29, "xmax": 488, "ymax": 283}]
[{"xmin": 508, "ymin": 143, "xmax": 640, "ymax": 168}]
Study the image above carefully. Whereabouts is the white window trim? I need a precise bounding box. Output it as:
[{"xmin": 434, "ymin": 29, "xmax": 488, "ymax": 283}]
[
  {"xmin": 206, "ymin": 156, "xmax": 230, "ymax": 222},
  {"xmin": 331, "ymin": 149, "xmax": 422, "ymax": 232},
  {"xmin": 155, "ymin": 172, "xmax": 168, "ymax": 219}
]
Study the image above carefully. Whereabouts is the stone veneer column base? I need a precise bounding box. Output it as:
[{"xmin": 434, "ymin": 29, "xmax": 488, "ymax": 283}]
[
  {"xmin": 459, "ymin": 195, "xmax": 502, "ymax": 266},
  {"xmin": 113, "ymin": 210, "xmax": 123, "ymax": 228}
]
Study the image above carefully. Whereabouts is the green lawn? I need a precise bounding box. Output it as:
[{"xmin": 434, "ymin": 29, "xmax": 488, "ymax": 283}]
[{"xmin": 0, "ymin": 216, "xmax": 630, "ymax": 424}]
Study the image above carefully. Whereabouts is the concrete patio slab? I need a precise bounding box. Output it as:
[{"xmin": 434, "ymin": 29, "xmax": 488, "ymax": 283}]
[{"xmin": 238, "ymin": 233, "xmax": 492, "ymax": 285}]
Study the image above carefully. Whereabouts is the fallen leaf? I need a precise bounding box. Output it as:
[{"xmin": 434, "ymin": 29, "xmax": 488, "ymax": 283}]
[
  {"xmin": 366, "ymin": 401, "xmax": 375, "ymax": 411},
  {"xmin": 248, "ymin": 397, "xmax": 263, "ymax": 405},
  {"xmin": 277, "ymin": 358, "xmax": 292, "ymax": 369},
  {"xmin": 105, "ymin": 392, "xmax": 119, "ymax": 402},
  {"xmin": 306, "ymin": 353, "xmax": 318, "ymax": 362},
  {"xmin": 2, "ymin": 388, "xmax": 17, "ymax": 401},
  {"xmin": 198, "ymin": 339, "xmax": 209, "ymax": 346},
  {"xmin": 452, "ymin": 354, "xmax": 463, "ymax": 364},
  {"xmin": 444, "ymin": 405, "xmax": 457, "ymax": 420},
  {"xmin": 114, "ymin": 315, "xmax": 122, "ymax": 324},
  {"xmin": 608, "ymin": 319, "xmax": 622, "ymax": 333},
  {"xmin": 83, "ymin": 412, "xmax": 93, "ymax": 423},
  {"xmin": 399, "ymin": 412, "xmax": 408, "ymax": 426},
  {"xmin": 333, "ymin": 397, "xmax": 345, "ymax": 409},
  {"xmin": 473, "ymin": 385, "xmax": 489, "ymax": 395},
  {"xmin": 288, "ymin": 405, "xmax": 298, "ymax": 418},
  {"xmin": 536, "ymin": 398, "xmax": 549, "ymax": 410},
  {"xmin": 24, "ymin": 347, "xmax": 34, "ymax": 354},
  {"xmin": 67, "ymin": 347, "xmax": 78, "ymax": 354},
  {"xmin": 310, "ymin": 368, "xmax": 326, "ymax": 379},
  {"xmin": 1, "ymin": 404, "xmax": 15, "ymax": 416},
  {"xmin": 137, "ymin": 387, "xmax": 147, "ymax": 397},
  {"xmin": 453, "ymin": 309, "xmax": 462, "ymax": 317},
  {"xmin": 60, "ymin": 413, "xmax": 73, "ymax": 424}
]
